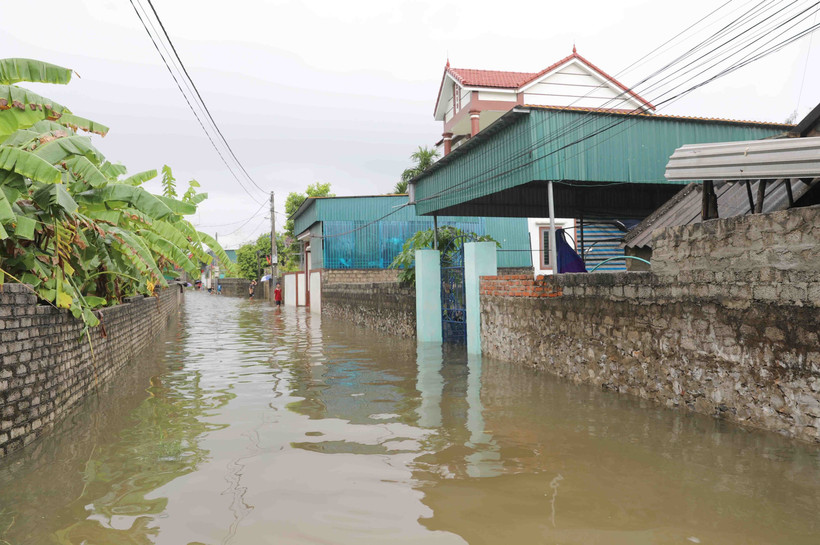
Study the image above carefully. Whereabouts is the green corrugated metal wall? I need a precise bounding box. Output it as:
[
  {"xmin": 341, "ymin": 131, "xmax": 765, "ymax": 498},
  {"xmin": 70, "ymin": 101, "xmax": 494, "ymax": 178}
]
[
  {"xmin": 485, "ymin": 217, "xmax": 532, "ymax": 268},
  {"xmin": 414, "ymin": 108, "xmax": 790, "ymax": 215},
  {"xmin": 292, "ymin": 196, "xmax": 531, "ymax": 268}
]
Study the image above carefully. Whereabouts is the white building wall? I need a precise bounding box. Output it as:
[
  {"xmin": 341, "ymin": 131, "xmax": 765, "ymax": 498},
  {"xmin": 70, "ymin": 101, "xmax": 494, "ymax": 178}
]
[
  {"xmin": 478, "ymin": 90, "xmax": 517, "ymax": 102},
  {"xmin": 522, "ymin": 63, "xmax": 644, "ymax": 110},
  {"xmin": 284, "ymin": 274, "xmax": 297, "ymax": 307},
  {"xmin": 309, "ymin": 271, "xmax": 321, "ymax": 314},
  {"xmin": 296, "ymin": 272, "xmax": 306, "ymax": 306},
  {"xmin": 528, "ymin": 217, "xmax": 577, "ymax": 277}
]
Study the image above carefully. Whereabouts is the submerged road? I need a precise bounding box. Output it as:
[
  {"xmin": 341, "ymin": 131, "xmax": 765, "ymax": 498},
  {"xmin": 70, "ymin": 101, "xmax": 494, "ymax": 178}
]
[{"xmin": 0, "ymin": 292, "xmax": 819, "ymax": 544}]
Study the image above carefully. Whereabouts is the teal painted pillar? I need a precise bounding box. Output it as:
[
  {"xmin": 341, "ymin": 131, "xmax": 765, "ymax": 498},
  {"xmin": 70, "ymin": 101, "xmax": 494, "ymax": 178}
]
[
  {"xmin": 465, "ymin": 241, "xmax": 497, "ymax": 355},
  {"xmin": 415, "ymin": 249, "xmax": 442, "ymax": 343},
  {"xmin": 416, "ymin": 342, "xmax": 443, "ymax": 428}
]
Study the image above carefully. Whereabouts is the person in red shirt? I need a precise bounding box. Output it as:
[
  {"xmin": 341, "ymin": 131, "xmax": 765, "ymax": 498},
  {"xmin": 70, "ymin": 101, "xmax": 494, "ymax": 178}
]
[{"xmin": 274, "ymin": 282, "xmax": 282, "ymax": 306}]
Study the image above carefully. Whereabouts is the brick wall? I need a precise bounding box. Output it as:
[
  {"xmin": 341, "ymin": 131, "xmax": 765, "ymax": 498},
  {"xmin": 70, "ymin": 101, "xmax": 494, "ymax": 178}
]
[
  {"xmin": 0, "ymin": 284, "xmax": 183, "ymax": 458},
  {"xmin": 322, "ymin": 282, "xmax": 415, "ymax": 338},
  {"xmin": 480, "ymin": 206, "xmax": 820, "ymax": 442}
]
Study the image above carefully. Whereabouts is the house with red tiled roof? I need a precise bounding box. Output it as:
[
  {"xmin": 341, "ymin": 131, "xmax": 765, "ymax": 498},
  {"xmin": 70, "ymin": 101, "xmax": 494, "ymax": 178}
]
[{"xmin": 434, "ymin": 47, "xmax": 654, "ymax": 156}]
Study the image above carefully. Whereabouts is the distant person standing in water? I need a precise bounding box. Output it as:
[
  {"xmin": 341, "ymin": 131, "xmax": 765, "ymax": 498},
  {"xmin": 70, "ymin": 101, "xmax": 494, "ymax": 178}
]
[
  {"xmin": 249, "ymin": 279, "xmax": 257, "ymax": 299},
  {"xmin": 274, "ymin": 282, "xmax": 282, "ymax": 306}
]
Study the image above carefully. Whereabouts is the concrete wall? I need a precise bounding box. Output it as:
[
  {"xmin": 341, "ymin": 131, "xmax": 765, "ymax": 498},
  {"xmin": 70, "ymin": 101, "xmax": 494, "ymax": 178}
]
[
  {"xmin": 480, "ymin": 206, "xmax": 820, "ymax": 442},
  {"xmin": 0, "ymin": 284, "xmax": 183, "ymax": 458},
  {"xmin": 218, "ymin": 277, "xmax": 250, "ymax": 298},
  {"xmin": 322, "ymin": 282, "xmax": 416, "ymax": 338}
]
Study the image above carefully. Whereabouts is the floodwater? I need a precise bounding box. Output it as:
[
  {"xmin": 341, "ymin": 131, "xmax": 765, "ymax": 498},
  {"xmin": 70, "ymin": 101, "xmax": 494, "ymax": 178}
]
[{"xmin": 1, "ymin": 294, "xmax": 819, "ymax": 545}]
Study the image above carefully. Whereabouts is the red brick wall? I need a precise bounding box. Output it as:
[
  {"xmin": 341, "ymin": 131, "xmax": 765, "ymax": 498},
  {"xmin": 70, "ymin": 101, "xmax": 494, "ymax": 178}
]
[{"xmin": 480, "ymin": 275, "xmax": 563, "ymax": 298}]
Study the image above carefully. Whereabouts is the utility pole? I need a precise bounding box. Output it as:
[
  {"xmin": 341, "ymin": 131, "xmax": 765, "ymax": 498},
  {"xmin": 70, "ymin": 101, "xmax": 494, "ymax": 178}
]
[{"xmin": 270, "ymin": 191, "xmax": 278, "ymax": 280}]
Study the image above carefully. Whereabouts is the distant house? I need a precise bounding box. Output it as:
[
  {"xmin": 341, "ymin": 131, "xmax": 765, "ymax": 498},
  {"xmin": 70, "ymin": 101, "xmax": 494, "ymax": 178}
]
[
  {"xmin": 432, "ymin": 48, "xmax": 658, "ymax": 274},
  {"xmin": 433, "ymin": 47, "xmax": 654, "ymax": 157},
  {"xmin": 623, "ymin": 102, "xmax": 820, "ymax": 269},
  {"xmin": 287, "ymin": 195, "xmax": 532, "ymax": 307}
]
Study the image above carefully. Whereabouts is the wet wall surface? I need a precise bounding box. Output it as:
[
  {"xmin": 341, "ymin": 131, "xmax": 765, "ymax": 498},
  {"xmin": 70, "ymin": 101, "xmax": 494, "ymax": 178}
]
[{"xmin": 0, "ymin": 292, "xmax": 818, "ymax": 544}]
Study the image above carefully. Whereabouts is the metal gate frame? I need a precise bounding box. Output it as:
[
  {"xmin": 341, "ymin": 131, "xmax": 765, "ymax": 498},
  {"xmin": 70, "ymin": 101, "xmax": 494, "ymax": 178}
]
[{"xmin": 441, "ymin": 235, "xmax": 473, "ymax": 343}]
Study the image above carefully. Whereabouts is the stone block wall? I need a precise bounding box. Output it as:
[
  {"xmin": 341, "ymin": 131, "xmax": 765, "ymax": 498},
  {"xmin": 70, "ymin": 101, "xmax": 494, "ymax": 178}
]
[
  {"xmin": 322, "ymin": 282, "xmax": 415, "ymax": 338},
  {"xmin": 322, "ymin": 269, "xmax": 400, "ymax": 285},
  {"xmin": 480, "ymin": 206, "xmax": 820, "ymax": 442},
  {"xmin": 0, "ymin": 284, "xmax": 183, "ymax": 458}
]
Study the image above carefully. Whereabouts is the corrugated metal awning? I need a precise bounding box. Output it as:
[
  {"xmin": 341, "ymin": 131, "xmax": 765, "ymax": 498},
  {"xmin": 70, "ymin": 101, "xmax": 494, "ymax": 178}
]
[{"xmin": 665, "ymin": 137, "xmax": 820, "ymax": 181}]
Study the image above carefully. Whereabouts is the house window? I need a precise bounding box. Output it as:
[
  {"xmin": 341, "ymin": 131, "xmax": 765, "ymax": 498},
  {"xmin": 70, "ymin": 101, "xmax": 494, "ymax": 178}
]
[
  {"xmin": 539, "ymin": 226, "xmax": 552, "ymax": 269},
  {"xmin": 453, "ymin": 82, "xmax": 461, "ymax": 113}
]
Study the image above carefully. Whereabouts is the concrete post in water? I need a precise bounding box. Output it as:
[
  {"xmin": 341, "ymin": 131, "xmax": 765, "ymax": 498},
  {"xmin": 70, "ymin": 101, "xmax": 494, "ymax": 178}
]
[
  {"xmin": 416, "ymin": 342, "xmax": 443, "ymax": 428},
  {"xmin": 465, "ymin": 241, "xmax": 497, "ymax": 355},
  {"xmin": 415, "ymin": 249, "xmax": 442, "ymax": 343}
]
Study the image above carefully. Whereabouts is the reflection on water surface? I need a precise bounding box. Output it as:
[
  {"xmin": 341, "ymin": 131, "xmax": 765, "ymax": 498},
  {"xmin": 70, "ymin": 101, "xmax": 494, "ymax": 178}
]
[{"xmin": 0, "ymin": 293, "xmax": 818, "ymax": 544}]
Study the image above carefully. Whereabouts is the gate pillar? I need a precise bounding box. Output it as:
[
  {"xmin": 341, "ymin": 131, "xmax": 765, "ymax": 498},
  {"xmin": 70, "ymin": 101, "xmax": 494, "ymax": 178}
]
[
  {"xmin": 415, "ymin": 249, "xmax": 443, "ymax": 343},
  {"xmin": 465, "ymin": 242, "xmax": 497, "ymax": 355}
]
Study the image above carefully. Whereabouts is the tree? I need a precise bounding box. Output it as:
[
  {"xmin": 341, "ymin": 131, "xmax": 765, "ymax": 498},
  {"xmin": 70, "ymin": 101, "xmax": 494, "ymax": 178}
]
[
  {"xmin": 394, "ymin": 146, "xmax": 439, "ymax": 194},
  {"xmin": 0, "ymin": 57, "xmax": 235, "ymax": 336},
  {"xmin": 274, "ymin": 182, "xmax": 334, "ymax": 275},
  {"xmin": 389, "ymin": 226, "xmax": 496, "ymax": 285},
  {"xmin": 284, "ymin": 182, "xmax": 334, "ymax": 238},
  {"xmin": 236, "ymin": 232, "xmax": 280, "ymax": 280}
]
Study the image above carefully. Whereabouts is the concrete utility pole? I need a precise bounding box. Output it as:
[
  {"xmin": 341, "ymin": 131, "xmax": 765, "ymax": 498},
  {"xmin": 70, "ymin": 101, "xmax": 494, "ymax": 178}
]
[{"xmin": 270, "ymin": 191, "xmax": 278, "ymax": 280}]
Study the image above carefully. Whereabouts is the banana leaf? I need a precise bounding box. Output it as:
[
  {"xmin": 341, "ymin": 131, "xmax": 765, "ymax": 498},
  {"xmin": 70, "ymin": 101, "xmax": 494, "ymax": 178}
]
[
  {"xmin": 197, "ymin": 230, "xmax": 238, "ymax": 276},
  {"xmin": 13, "ymin": 214, "xmax": 36, "ymax": 240},
  {"xmin": 32, "ymin": 135, "xmax": 104, "ymax": 166},
  {"xmin": 77, "ymin": 184, "xmax": 176, "ymax": 220},
  {"xmin": 120, "ymin": 169, "xmax": 157, "ymax": 186},
  {"xmin": 140, "ymin": 231, "xmax": 197, "ymax": 275},
  {"xmin": 0, "ymin": 146, "xmax": 61, "ymax": 183},
  {"xmin": 64, "ymin": 156, "xmax": 108, "ymax": 187},
  {"xmin": 156, "ymin": 194, "xmax": 196, "ymax": 216},
  {"xmin": 57, "ymin": 113, "xmax": 108, "ymax": 137},
  {"xmin": 100, "ymin": 161, "xmax": 127, "ymax": 179},
  {"xmin": 0, "ymin": 188, "xmax": 14, "ymax": 223},
  {"xmin": 0, "ymin": 58, "xmax": 72, "ymax": 86},
  {"xmin": 32, "ymin": 183, "xmax": 79, "ymax": 214}
]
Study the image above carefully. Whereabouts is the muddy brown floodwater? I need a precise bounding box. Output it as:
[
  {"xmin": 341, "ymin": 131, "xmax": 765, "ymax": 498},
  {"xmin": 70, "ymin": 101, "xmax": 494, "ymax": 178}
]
[{"xmin": 1, "ymin": 292, "xmax": 819, "ymax": 544}]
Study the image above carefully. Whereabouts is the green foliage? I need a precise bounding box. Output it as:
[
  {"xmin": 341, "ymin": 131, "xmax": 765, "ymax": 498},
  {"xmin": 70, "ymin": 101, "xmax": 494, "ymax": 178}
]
[
  {"xmin": 395, "ymin": 145, "xmax": 438, "ymax": 193},
  {"xmin": 284, "ymin": 181, "xmax": 334, "ymax": 238},
  {"xmin": 389, "ymin": 225, "xmax": 497, "ymax": 285},
  {"xmin": 161, "ymin": 164, "xmax": 176, "ymax": 198},
  {"xmin": 0, "ymin": 57, "xmax": 236, "ymax": 338},
  {"xmin": 235, "ymin": 233, "xmax": 275, "ymax": 280}
]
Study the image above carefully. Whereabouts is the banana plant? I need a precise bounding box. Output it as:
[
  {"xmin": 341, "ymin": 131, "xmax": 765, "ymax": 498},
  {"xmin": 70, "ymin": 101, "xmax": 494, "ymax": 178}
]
[{"xmin": 0, "ymin": 57, "xmax": 237, "ymax": 337}]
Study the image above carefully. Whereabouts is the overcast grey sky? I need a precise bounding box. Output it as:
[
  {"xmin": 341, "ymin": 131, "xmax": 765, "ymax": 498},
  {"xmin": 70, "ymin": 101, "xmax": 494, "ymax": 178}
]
[{"xmin": 2, "ymin": 0, "xmax": 818, "ymax": 247}]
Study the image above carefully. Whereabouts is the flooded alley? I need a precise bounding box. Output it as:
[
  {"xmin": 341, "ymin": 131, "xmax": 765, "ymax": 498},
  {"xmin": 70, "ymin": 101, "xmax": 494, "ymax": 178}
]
[{"xmin": 1, "ymin": 293, "xmax": 819, "ymax": 545}]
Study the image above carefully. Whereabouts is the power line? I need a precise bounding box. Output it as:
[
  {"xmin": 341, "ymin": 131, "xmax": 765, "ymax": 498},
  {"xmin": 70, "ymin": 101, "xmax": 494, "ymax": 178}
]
[
  {"xmin": 142, "ymin": 0, "xmax": 267, "ymax": 195},
  {"xmin": 218, "ymin": 200, "xmax": 268, "ymax": 236},
  {"xmin": 127, "ymin": 0, "xmax": 263, "ymax": 205},
  {"xmin": 414, "ymin": 1, "xmax": 820, "ymax": 208}
]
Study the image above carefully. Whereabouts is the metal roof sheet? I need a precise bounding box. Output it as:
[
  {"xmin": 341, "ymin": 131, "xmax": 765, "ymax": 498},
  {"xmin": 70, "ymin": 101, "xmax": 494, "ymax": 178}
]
[
  {"xmin": 665, "ymin": 137, "xmax": 820, "ymax": 181},
  {"xmin": 624, "ymin": 178, "xmax": 820, "ymax": 249},
  {"xmin": 413, "ymin": 107, "xmax": 790, "ymax": 217}
]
